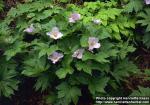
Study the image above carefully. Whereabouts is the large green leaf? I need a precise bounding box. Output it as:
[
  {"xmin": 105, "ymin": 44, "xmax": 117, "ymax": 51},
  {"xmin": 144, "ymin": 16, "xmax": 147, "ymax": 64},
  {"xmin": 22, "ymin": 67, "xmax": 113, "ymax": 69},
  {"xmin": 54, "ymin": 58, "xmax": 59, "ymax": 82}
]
[
  {"xmin": 34, "ymin": 72, "xmax": 55, "ymax": 91},
  {"xmin": 143, "ymin": 33, "xmax": 150, "ymax": 48},
  {"xmin": 22, "ymin": 56, "xmax": 49, "ymax": 77},
  {"xmin": 80, "ymin": 35, "xmax": 89, "ymax": 47},
  {"xmin": 82, "ymin": 51, "xmax": 110, "ymax": 63},
  {"xmin": 4, "ymin": 41, "xmax": 28, "ymax": 60},
  {"xmin": 0, "ymin": 58, "xmax": 19, "ymax": 97},
  {"xmin": 130, "ymin": 86, "xmax": 150, "ymax": 104},
  {"xmin": 0, "ymin": 0, "xmax": 4, "ymax": 12},
  {"xmin": 56, "ymin": 82, "xmax": 81, "ymax": 105},
  {"xmin": 56, "ymin": 67, "xmax": 74, "ymax": 79},
  {"xmin": 117, "ymin": 42, "xmax": 136, "ymax": 59},
  {"xmin": 125, "ymin": 0, "xmax": 144, "ymax": 13},
  {"xmin": 112, "ymin": 59, "xmax": 139, "ymax": 82},
  {"xmin": 37, "ymin": 43, "xmax": 59, "ymax": 58},
  {"xmin": 137, "ymin": 9, "xmax": 150, "ymax": 32},
  {"xmin": 88, "ymin": 77, "xmax": 110, "ymax": 95},
  {"xmin": 56, "ymin": 55, "xmax": 74, "ymax": 79},
  {"xmin": 75, "ymin": 61, "xmax": 92, "ymax": 74},
  {"xmin": 129, "ymin": 87, "xmax": 150, "ymax": 105}
]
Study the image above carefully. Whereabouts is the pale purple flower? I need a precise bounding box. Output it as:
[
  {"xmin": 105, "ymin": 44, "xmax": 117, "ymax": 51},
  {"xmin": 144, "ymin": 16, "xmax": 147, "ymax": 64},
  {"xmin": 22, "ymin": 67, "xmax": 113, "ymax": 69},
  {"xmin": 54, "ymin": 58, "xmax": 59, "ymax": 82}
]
[
  {"xmin": 145, "ymin": 0, "xmax": 150, "ymax": 4},
  {"xmin": 69, "ymin": 13, "xmax": 81, "ymax": 23},
  {"xmin": 88, "ymin": 37, "xmax": 101, "ymax": 51},
  {"xmin": 46, "ymin": 27, "xmax": 63, "ymax": 40},
  {"xmin": 72, "ymin": 49, "xmax": 84, "ymax": 59},
  {"xmin": 93, "ymin": 19, "xmax": 102, "ymax": 25},
  {"xmin": 24, "ymin": 24, "xmax": 35, "ymax": 33},
  {"xmin": 48, "ymin": 52, "xmax": 64, "ymax": 64}
]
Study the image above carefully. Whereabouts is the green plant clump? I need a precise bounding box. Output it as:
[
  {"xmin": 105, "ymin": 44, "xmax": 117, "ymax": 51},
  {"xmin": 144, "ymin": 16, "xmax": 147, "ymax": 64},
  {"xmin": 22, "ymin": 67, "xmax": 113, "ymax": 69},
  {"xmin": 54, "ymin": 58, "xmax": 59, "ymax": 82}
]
[{"xmin": 0, "ymin": 0, "xmax": 149, "ymax": 105}]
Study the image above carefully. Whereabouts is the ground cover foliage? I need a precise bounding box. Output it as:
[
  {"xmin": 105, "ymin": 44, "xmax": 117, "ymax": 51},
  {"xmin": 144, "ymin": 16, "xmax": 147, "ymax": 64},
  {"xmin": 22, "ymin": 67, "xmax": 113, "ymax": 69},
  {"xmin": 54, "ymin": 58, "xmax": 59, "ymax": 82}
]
[{"xmin": 0, "ymin": 0, "xmax": 150, "ymax": 105}]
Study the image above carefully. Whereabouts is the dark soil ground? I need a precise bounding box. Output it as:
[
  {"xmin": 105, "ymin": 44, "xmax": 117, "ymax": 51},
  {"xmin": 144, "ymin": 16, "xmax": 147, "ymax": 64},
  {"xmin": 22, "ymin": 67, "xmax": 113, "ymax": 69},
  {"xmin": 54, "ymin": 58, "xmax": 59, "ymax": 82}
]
[{"xmin": 125, "ymin": 47, "xmax": 150, "ymax": 90}]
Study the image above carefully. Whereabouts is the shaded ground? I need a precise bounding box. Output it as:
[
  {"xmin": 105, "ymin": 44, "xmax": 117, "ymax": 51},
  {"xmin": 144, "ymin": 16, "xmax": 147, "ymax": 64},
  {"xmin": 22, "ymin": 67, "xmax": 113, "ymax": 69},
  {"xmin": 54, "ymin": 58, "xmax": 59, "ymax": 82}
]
[
  {"xmin": 0, "ymin": 79, "xmax": 93, "ymax": 105},
  {"xmin": 0, "ymin": 78, "xmax": 46, "ymax": 105},
  {"xmin": 125, "ymin": 47, "xmax": 150, "ymax": 91}
]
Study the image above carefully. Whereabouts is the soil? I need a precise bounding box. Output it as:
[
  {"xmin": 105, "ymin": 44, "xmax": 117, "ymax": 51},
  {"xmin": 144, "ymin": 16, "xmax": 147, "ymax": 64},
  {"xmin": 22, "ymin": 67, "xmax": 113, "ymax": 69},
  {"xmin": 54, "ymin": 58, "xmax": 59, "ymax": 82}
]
[
  {"xmin": 0, "ymin": 78, "xmax": 46, "ymax": 105},
  {"xmin": 124, "ymin": 47, "xmax": 150, "ymax": 91}
]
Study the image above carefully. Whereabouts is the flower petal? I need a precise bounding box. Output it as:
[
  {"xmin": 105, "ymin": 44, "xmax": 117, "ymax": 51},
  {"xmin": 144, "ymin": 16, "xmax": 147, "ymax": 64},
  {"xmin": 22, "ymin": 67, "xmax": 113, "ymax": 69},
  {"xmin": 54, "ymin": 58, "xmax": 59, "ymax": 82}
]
[
  {"xmin": 69, "ymin": 18, "xmax": 76, "ymax": 23},
  {"xmin": 93, "ymin": 19, "xmax": 102, "ymax": 25},
  {"xmin": 94, "ymin": 43, "xmax": 101, "ymax": 49},
  {"xmin": 50, "ymin": 32, "xmax": 63, "ymax": 40},
  {"xmin": 52, "ymin": 27, "xmax": 59, "ymax": 32},
  {"xmin": 145, "ymin": 0, "xmax": 150, "ymax": 4},
  {"xmin": 69, "ymin": 13, "xmax": 81, "ymax": 23},
  {"xmin": 47, "ymin": 27, "xmax": 63, "ymax": 40},
  {"xmin": 46, "ymin": 32, "xmax": 51, "ymax": 36},
  {"xmin": 88, "ymin": 46, "xmax": 94, "ymax": 51},
  {"xmin": 72, "ymin": 49, "xmax": 84, "ymax": 59},
  {"xmin": 56, "ymin": 32, "xmax": 63, "ymax": 39},
  {"xmin": 24, "ymin": 24, "xmax": 35, "ymax": 33},
  {"xmin": 48, "ymin": 52, "xmax": 64, "ymax": 64},
  {"xmin": 88, "ymin": 37, "xmax": 100, "ymax": 51},
  {"xmin": 73, "ymin": 13, "xmax": 81, "ymax": 21}
]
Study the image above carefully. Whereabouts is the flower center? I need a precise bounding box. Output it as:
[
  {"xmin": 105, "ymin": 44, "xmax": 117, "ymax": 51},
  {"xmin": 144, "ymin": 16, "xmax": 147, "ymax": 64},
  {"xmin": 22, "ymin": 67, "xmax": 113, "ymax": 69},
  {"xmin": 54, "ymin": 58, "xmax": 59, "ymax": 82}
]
[
  {"xmin": 53, "ymin": 56, "xmax": 59, "ymax": 60},
  {"xmin": 90, "ymin": 41, "xmax": 96, "ymax": 46},
  {"xmin": 52, "ymin": 31, "xmax": 58, "ymax": 37},
  {"xmin": 76, "ymin": 52, "xmax": 81, "ymax": 57}
]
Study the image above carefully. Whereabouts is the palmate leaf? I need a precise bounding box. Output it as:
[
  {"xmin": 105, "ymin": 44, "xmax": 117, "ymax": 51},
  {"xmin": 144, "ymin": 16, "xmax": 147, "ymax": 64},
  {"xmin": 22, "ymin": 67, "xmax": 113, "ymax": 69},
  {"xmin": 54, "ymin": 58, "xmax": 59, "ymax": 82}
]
[
  {"xmin": 22, "ymin": 56, "xmax": 49, "ymax": 77},
  {"xmin": 108, "ymin": 15, "xmax": 136, "ymax": 39},
  {"xmin": 143, "ymin": 33, "xmax": 150, "ymax": 48},
  {"xmin": 56, "ymin": 82, "xmax": 81, "ymax": 105},
  {"xmin": 117, "ymin": 42, "xmax": 136, "ymax": 59},
  {"xmin": 80, "ymin": 35, "xmax": 89, "ymax": 47},
  {"xmin": 57, "ymin": 35, "xmax": 80, "ymax": 54},
  {"xmin": 29, "ymin": 7, "xmax": 62, "ymax": 22},
  {"xmin": 34, "ymin": 72, "xmax": 55, "ymax": 91},
  {"xmin": 98, "ymin": 28, "xmax": 111, "ymax": 40},
  {"xmin": 56, "ymin": 55, "xmax": 74, "ymax": 79},
  {"xmin": 0, "ymin": 58, "xmax": 19, "ymax": 97},
  {"xmin": 75, "ymin": 61, "xmax": 92, "ymax": 74},
  {"xmin": 82, "ymin": 41, "xmax": 119, "ymax": 63},
  {"xmin": 112, "ymin": 59, "xmax": 139, "ymax": 82},
  {"xmin": 125, "ymin": 0, "xmax": 144, "ymax": 13},
  {"xmin": 0, "ymin": 21, "xmax": 11, "ymax": 36},
  {"xmin": 82, "ymin": 51, "xmax": 110, "ymax": 63},
  {"xmin": 6, "ymin": 1, "xmax": 53, "ymax": 19},
  {"xmin": 46, "ymin": 92, "xmax": 57, "ymax": 104},
  {"xmin": 82, "ymin": 25, "xmax": 111, "ymax": 40},
  {"xmin": 4, "ymin": 41, "xmax": 28, "ymax": 60},
  {"xmin": 137, "ymin": 9, "xmax": 150, "ymax": 32},
  {"xmin": 56, "ymin": 67, "xmax": 74, "ymax": 79},
  {"xmin": 97, "ymin": 8, "xmax": 122, "ymax": 21},
  {"xmin": 0, "ymin": 0, "xmax": 4, "ymax": 12},
  {"xmin": 33, "ymin": 42, "xmax": 59, "ymax": 58},
  {"xmin": 88, "ymin": 77, "xmax": 109, "ymax": 95},
  {"xmin": 130, "ymin": 86, "xmax": 150, "ymax": 98},
  {"xmin": 129, "ymin": 87, "xmax": 150, "ymax": 105}
]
